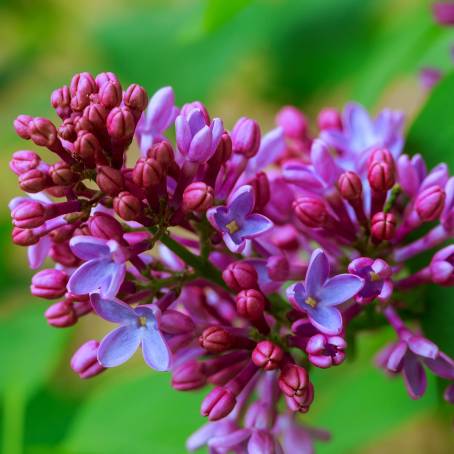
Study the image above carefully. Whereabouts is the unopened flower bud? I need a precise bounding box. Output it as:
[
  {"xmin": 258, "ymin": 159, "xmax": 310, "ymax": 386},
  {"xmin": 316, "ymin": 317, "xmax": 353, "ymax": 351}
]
[
  {"xmin": 317, "ymin": 107, "xmax": 342, "ymax": 130},
  {"xmin": 71, "ymin": 340, "xmax": 105, "ymax": 379},
  {"xmin": 99, "ymin": 81, "xmax": 122, "ymax": 109},
  {"xmin": 49, "ymin": 224, "xmax": 75, "ymax": 243},
  {"xmin": 181, "ymin": 101, "xmax": 210, "ymax": 124},
  {"xmin": 430, "ymin": 245, "xmax": 454, "ymax": 286},
  {"xmin": 338, "ymin": 171, "xmax": 362, "ymax": 200},
  {"xmin": 201, "ymin": 386, "xmax": 236, "ymax": 421},
  {"xmin": 123, "ymin": 84, "xmax": 148, "ymax": 112},
  {"xmin": 106, "ymin": 106, "xmax": 135, "ymax": 140},
  {"xmin": 368, "ymin": 161, "xmax": 395, "ymax": 192},
  {"xmin": 50, "ymin": 161, "xmax": 78, "ymax": 186},
  {"xmin": 70, "ymin": 72, "xmax": 97, "ymax": 111},
  {"xmin": 14, "ymin": 114, "xmax": 33, "ymax": 139},
  {"xmin": 50, "ymin": 242, "xmax": 80, "ymax": 268},
  {"xmin": 147, "ymin": 141, "xmax": 175, "ymax": 168},
  {"xmin": 210, "ymin": 132, "xmax": 232, "ymax": 166},
  {"xmin": 88, "ymin": 213, "xmax": 124, "ymax": 241},
  {"xmin": 19, "ymin": 169, "xmax": 49, "ymax": 193},
  {"xmin": 279, "ymin": 363, "xmax": 309, "ymax": 397},
  {"xmin": 31, "ymin": 269, "xmax": 68, "ymax": 299},
  {"xmin": 45, "ymin": 300, "xmax": 77, "ymax": 327},
  {"xmin": 271, "ymin": 225, "xmax": 299, "ymax": 250},
  {"xmin": 51, "ymin": 86, "xmax": 71, "ymax": 118},
  {"xmin": 58, "ymin": 119, "xmax": 77, "ymax": 141},
  {"xmin": 293, "ymin": 196, "xmax": 327, "ymax": 228},
  {"xmin": 29, "ymin": 117, "xmax": 57, "ymax": 147},
  {"xmin": 368, "ymin": 147, "xmax": 395, "ymax": 168},
  {"xmin": 113, "ymin": 191, "xmax": 142, "ymax": 221},
  {"xmin": 252, "ymin": 340, "xmax": 284, "ymax": 370},
  {"xmin": 284, "ymin": 382, "xmax": 314, "ymax": 413},
  {"xmin": 249, "ymin": 172, "xmax": 270, "ymax": 210},
  {"xmin": 182, "ymin": 182, "xmax": 214, "ymax": 212},
  {"xmin": 12, "ymin": 200, "xmax": 47, "ymax": 229},
  {"xmin": 222, "ymin": 261, "xmax": 258, "ymax": 292},
  {"xmin": 276, "ymin": 106, "xmax": 308, "ymax": 139},
  {"xmin": 74, "ymin": 131, "xmax": 101, "ymax": 165},
  {"xmin": 172, "ymin": 360, "xmax": 206, "ymax": 391},
  {"xmin": 73, "ymin": 115, "xmax": 94, "ymax": 133},
  {"xmin": 266, "ymin": 255, "xmax": 289, "ymax": 281},
  {"xmin": 231, "ymin": 117, "xmax": 261, "ymax": 158},
  {"xmin": 160, "ymin": 310, "xmax": 195, "ymax": 334},
  {"xmin": 371, "ymin": 212, "xmax": 396, "ymax": 241},
  {"xmin": 9, "ymin": 151, "xmax": 41, "ymax": 175},
  {"xmin": 199, "ymin": 326, "xmax": 232, "ymax": 353},
  {"xmin": 235, "ymin": 289, "xmax": 265, "ymax": 320},
  {"xmin": 132, "ymin": 157, "xmax": 163, "ymax": 188},
  {"xmin": 83, "ymin": 103, "xmax": 109, "ymax": 130},
  {"xmin": 306, "ymin": 334, "xmax": 346, "ymax": 368},
  {"xmin": 95, "ymin": 71, "xmax": 119, "ymax": 89},
  {"xmin": 415, "ymin": 185, "xmax": 446, "ymax": 222},
  {"xmin": 12, "ymin": 227, "xmax": 38, "ymax": 246},
  {"xmin": 96, "ymin": 166, "xmax": 124, "ymax": 195}
]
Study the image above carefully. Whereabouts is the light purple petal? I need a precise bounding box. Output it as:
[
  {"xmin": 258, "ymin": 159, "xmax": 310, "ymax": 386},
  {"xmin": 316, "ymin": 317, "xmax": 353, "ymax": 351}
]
[
  {"xmin": 188, "ymin": 125, "xmax": 213, "ymax": 163},
  {"xmin": 248, "ymin": 127, "xmax": 286, "ymax": 175},
  {"xmin": 317, "ymin": 274, "xmax": 364, "ymax": 307},
  {"xmin": 423, "ymin": 352, "xmax": 454, "ymax": 380},
  {"xmin": 175, "ymin": 115, "xmax": 191, "ymax": 155},
  {"xmin": 307, "ymin": 306, "xmax": 343, "ymax": 335},
  {"xmin": 248, "ymin": 430, "xmax": 280, "ymax": 454},
  {"xmin": 223, "ymin": 232, "xmax": 245, "ymax": 253},
  {"xmin": 188, "ymin": 108, "xmax": 207, "ymax": 135},
  {"xmin": 90, "ymin": 293, "xmax": 136, "ymax": 323},
  {"xmin": 209, "ymin": 429, "xmax": 250, "ymax": 450},
  {"xmin": 69, "ymin": 236, "xmax": 111, "ymax": 260},
  {"xmin": 386, "ymin": 342, "xmax": 407, "ymax": 372},
  {"xmin": 187, "ymin": 423, "xmax": 219, "ymax": 451},
  {"xmin": 239, "ymin": 214, "xmax": 273, "ymax": 239},
  {"xmin": 282, "ymin": 163, "xmax": 324, "ymax": 191},
  {"xmin": 144, "ymin": 86, "xmax": 175, "ymax": 132},
  {"xmin": 311, "ymin": 139, "xmax": 340, "ymax": 185},
  {"xmin": 305, "ymin": 249, "xmax": 329, "ymax": 297},
  {"xmin": 141, "ymin": 326, "xmax": 171, "ymax": 371},
  {"xmin": 407, "ymin": 335, "xmax": 438, "ymax": 359},
  {"xmin": 99, "ymin": 262, "xmax": 126, "ymax": 298},
  {"xmin": 67, "ymin": 258, "xmax": 112, "ymax": 295},
  {"xmin": 444, "ymin": 384, "xmax": 454, "ymax": 404},
  {"xmin": 402, "ymin": 353, "xmax": 427, "ymax": 399},
  {"xmin": 345, "ymin": 103, "xmax": 374, "ymax": 141},
  {"xmin": 98, "ymin": 325, "xmax": 141, "ymax": 367},
  {"xmin": 210, "ymin": 118, "xmax": 224, "ymax": 153},
  {"xmin": 28, "ymin": 236, "xmax": 52, "ymax": 269},
  {"xmin": 228, "ymin": 185, "xmax": 255, "ymax": 220}
]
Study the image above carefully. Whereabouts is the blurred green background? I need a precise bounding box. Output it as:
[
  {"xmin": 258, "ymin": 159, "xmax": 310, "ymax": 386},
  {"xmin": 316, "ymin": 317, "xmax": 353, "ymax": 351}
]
[{"xmin": 1, "ymin": 0, "xmax": 454, "ymax": 452}]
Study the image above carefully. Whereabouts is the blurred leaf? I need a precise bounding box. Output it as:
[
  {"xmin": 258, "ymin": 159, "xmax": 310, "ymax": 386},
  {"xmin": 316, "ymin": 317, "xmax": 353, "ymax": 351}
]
[
  {"xmin": 63, "ymin": 373, "xmax": 205, "ymax": 454},
  {"xmin": 203, "ymin": 0, "xmax": 253, "ymax": 32}
]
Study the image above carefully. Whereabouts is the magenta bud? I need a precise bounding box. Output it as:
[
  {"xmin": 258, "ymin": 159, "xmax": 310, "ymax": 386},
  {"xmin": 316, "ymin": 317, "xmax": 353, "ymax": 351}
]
[
  {"xmin": 279, "ymin": 363, "xmax": 309, "ymax": 397},
  {"xmin": 132, "ymin": 157, "xmax": 163, "ymax": 188},
  {"xmin": 14, "ymin": 114, "xmax": 33, "ymax": 139},
  {"xmin": 95, "ymin": 72, "xmax": 119, "ymax": 89},
  {"xmin": 51, "ymin": 86, "xmax": 71, "ymax": 118},
  {"xmin": 74, "ymin": 131, "xmax": 101, "ymax": 165},
  {"xmin": 371, "ymin": 212, "xmax": 396, "ymax": 241},
  {"xmin": 88, "ymin": 213, "xmax": 124, "ymax": 241},
  {"xmin": 58, "ymin": 119, "xmax": 77, "ymax": 141},
  {"xmin": 235, "ymin": 289, "xmax": 265, "ymax": 320},
  {"xmin": 29, "ymin": 117, "xmax": 58, "ymax": 147},
  {"xmin": 201, "ymin": 386, "xmax": 236, "ymax": 421},
  {"xmin": 430, "ymin": 245, "xmax": 454, "ymax": 286},
  {"xmin": 306, "ymin": 334, "xmax": 346, "ymax": 368},
  {"xmin": 83, "ymin": 103, "xmax": 109, "ymax": 130},
  {"xmin": 199, "ymin": 326, "xmax": 232, "ymax": 353},
  {"xmin": 50, "ymin": 162, "xmax": 78, "ymax": 186},
  {"xmin": 12, "ymin": 200, "xmax": 47, "ymax": 229},
  {"xmin": 147, "ymin": 141, "xmax": 175, "ymax": 168},
  {"xmin": 284, "ymin": 382, "xmax": 314, "ymax": 413},
  {"xmin": 368, "ymin": 161, "xmax": 395, "ymax": 192},
  {"xmin": 231, "ymin": 117, "xmax": 261, "ymax": 158},
  {"xmin": 266, "ymin": 255, "xmax": 289, "ymax": 281},
  {"xmin": 50, "ymin": 243, "xmax": 80, "ymax": 268},
  {"xmin": 317, "ymin": 107, "xmax": 342, "ymax": 130},
  {"xmin": 96, "ymin": 166, "xmax": 124, "ymax": 195},
  {"xmin": 160, "ymin": 309, "xmax": 195, "ymax": 334},
  {"xmin": 19, "ymin": 169, "xmax": 50, "ymax": 193},
  {"xmin": 73, "ymin": 115, "xmax": 95, "ymax": 133},
  {"xmin": 106, "ymin": 106, "xmax": 136, "ymax": 140},
  {"xmin": 70, "ymin": 72, "xmax": 97, "ymax": 111},
  {"xmin": 31, "ymin": 269, "xmax": 68, "ymax": 299},
  {"xmin": 45, "ymin": 300, "xmax": 77, "ymax": 328},
  {"xmin": 293, "ymin": 196, "xmax": 327, "ymax": 228},
  {"xmin": 71, "ymin": 340, "xmax": 105, "ymax": 379},
  {"xmin": 123, "ymin": 84, "xmax": 148, "ymax": 112},
  {"xmin": 172, "ymin": 360, "xmax": 206, "ymax": 391},
  {"xmin": 415, "ymin": 185, "xmax": 446, "ymax": 222},
  {"xmin": 210, "ymin": 132, "xmax": 232, "ymax": 167},
  {"xmin": 276, "ymin": 106, "xmax": 308, "ymax": 139},
  {"xmin": 113, "ymin": 191, "xmax": 142, "ymax": 221},
  {"xmin": 252, "ymin": 340, "xmax": 284, "ymax": 370},
  {"xmin": 49, "ymin": 224, "xmax": 75, "ymax": 243},
  {"xmin": 222, "ymin": 261, "xmax": 258, "ymax": 292},
  {"xmin": 338, "ymin": 171, "xmax": 362, "ymax": 200},
  {"xmin": 271, "ymin": 225, "xmax": 299, "ymax": 250},
  {"xmin": 12, "ymin": 227, "xmax": 38, "ymax": 246},
  {"xmin": 249, "ymin": 172, "xmax": 270, "ymax": 210},
  {"xmin": 368, "ymin": 147, "xmax": 395, "ymax": 168},
  {"xmin": 99, "ymin": 81, "xmax": 122, "ymax": 109},
  {"xmin": 182, "ymin": 182, "xmax": 214, "ymax": 212},
  {"xmin": 9, "ymin": 151, "xmax": 41, "ymax": 176}
]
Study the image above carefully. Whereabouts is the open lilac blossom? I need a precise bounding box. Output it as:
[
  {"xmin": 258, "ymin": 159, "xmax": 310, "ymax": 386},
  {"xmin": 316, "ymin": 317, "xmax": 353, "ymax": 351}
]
[
  {"xmin": 207, "ymin": 185, "xmax": 273, "ymax": 253},
  {"xmin": 287, "ymin": 249, "xmax": 364, "ymax": 334},
  {"xmin": 91, "ymin": 293, "xmax": 171, "ymax": 370},
  {"xmin": 67, "ymin": 236, "xmax": 127, "ymax": 297}
]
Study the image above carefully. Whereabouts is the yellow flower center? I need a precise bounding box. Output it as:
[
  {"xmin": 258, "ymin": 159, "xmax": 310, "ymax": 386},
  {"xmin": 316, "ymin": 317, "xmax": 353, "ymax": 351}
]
[
  {"xmin": 226, "ymin": 220, "xmax": 240, "ymax": 234},
  {"xmin": 138, "ymin": 316, "xmax": 147, "ymax": 327},
  {"xmin": 305, "ymin": 296, "xmax": 318, "ymax": 308},
  {"xmin": 369, "ymin": 271, "xmax": 380, "ymax": 282}
]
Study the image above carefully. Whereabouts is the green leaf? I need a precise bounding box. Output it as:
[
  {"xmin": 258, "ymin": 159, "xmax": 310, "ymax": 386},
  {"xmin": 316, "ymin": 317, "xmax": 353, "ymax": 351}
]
[
  {"xmin": 63, "ymin": 373, "xmax": 205, "ymax": 454},
  {"xmin": 203, "ymin": 0, "xmax": 253, "ymax": 32}
]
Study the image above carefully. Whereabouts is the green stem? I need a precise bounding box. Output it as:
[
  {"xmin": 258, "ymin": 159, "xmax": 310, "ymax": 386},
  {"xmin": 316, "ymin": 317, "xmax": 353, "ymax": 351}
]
[{"xmin": 2, "ymin": 384, "xmax": 24, "ymax": 454}]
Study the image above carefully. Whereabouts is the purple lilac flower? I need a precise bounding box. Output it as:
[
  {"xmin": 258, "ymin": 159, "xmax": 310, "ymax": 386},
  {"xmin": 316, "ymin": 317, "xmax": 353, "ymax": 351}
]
[
  {"xmin": 91, "ymin": 293, "xmax": 171, "ymax": 370},
  {"xmin": 287, "ymin": 249, "xmax": 364, "ymax": 335},
  {"xmin": 207, "ymin": 185, "xmax": 273, "ymax": 253}
]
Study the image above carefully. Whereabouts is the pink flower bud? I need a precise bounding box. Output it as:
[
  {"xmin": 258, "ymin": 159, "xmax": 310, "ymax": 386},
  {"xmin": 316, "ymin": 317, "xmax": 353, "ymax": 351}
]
[
  {"xmin": 70, "ymin": 72, "xmax": 97, "ymax": 111},
  {"xmin": 50, "ymin": 242, "xmax": 80, "ymax": 268},
  {"xmin": 12, "ymin": 200, "xmax": 47, "ymax": 229},
  {"xmin": 74, "ymin": 115, "xmax": 94, "ymax": 134},
  {"xmin": 96, "ymin": 166, "xmax": 124, "ymax": 195},
  {"xmin": 252, "ymin": 340, "xmax": 284, "ymax": 370},
  {"xmin": 235, "ymin": 289, "xmax": 265, "ymax": 320},
  {"xmin": 49, "ymin": 224, "xmax": 76, "ymax": 243},
  {"xmin": 123, "ymin": 84, "xmax": 148, "ymax": 112},
  {"xmin": 306, "ymin": 334, "xmax": 346, "ymax": 368},
  {"xmin": 106, "ymin": 106, "xmax": 135, "ymax": 140},
  {"xmin": 9, "ymin": 151, "xmax": 41, "ymax": 175},
  {"xmin": 415, "ymin": 185, "xmax": 446, "ymax": 222},
  {"xmin": 31, "ymin": 269, "xmax": 68, "ymax": 299},
  {"xmin": 284, "ymin": 382, "xmax": 314, "ymax": 413},
  {"xmin": 113, "ymin": 191, "xmax": 142, "ymax": 221},
  {"xmin": 49, "ymin": 162, "xmax": 78, "ymax": 186},
  {"xmin": 271, "ymin": 225, "xmax": 299, "ymax": 250},
  {"xmin": 430, "ymin": 245, "xmax": 454, "ymax": 286},
  {"xmin": 371, "ymin": 212, "xmax": 396, "ymax": 241},
  {"xmin": 29, "ymin": 117, "xmax": 58, "ymax": 147},
  {"xmin": 293, "ymin": 196, "xmax": 327, "ymax": 228},
  {"xmin": 199, "ymin": 326, "xmax": 232, "ymax": 353},
  {"xmin": 276, "ymin": 106, "xmax": 308, "ymax": 139},
  {"xmin": 12, "ymin": 227, "xmax": 38, "ymax": 246},
  {"xmin": 99, "ymin": 81, "xmax": 122, "ymax": 109},
  {"xmin": 182, "ymin": 182, "xmax": 214, "ymax": 212},
  {"xmin": 95, "ymin": 72, "xmax": 119, "ymax": 89},
  {"xmin": 338, "ymin": 171, "xmax": 362, "ymax": 200},
  {"xmin": 74, "ymin": 131, "xmax": 101, "ymax": 165},
  {"xmin": 51, "ymin": 86, "xmax": 71, "ymax": 118},
  {"xmin": 160, "ymin": 309, "xmax": 195, "ymax": 334},
  {"xmin": 249, "ymin": 172, "xmax": 270, "ymax": 210},
  {"xmin": 132, "ymin": 157, "xmax": 163, "ymax": 188},
  {"xmin": 172, "ymin": 360, "xmax": 206, "ymax": 391},
  {"xmin": 45, "ymin": 300, "xmax": 77, "ymax": 327},
  {"xmin": 147, "ymin": 141, "xmax": 175, "ymax": 168},
  {"xmin": 83, "ymin": 103, "xmax": 109, "ymax": 130},
  {"xmin": 14, "ymin": 114, "xmax": 33, "ymax": 139},
  {"xmin": 71, "ymin": 340, "xmax": 105, "ymax": 379},
  {"xmin": 368, "ymin": 161, "xmax": 395, "ymax": 192},
  {"xmin": 181, "ymin": 101, "xmax": 210, "ymax": 124},
  {"xmin": 278, "ymin": 363, "xmax": 309, "ymax": 397},
  {"xmin": 201, "ymin": 386, "xmax": 236, "ymax": 421},
  {"xmin": 317, "ymin": 107, "xmax": 342, "ymax": 130},
  {"xmin": 231, "ymin": 117, "xmax": 261, "ymax": 158},
  {"xmin": 19, "ymin": 169, "xmax": 50, "ymax": 193},
  {"xmin": 88, "ymin": 213, "xmax": 124, "ymax": 241},
  {"xmin": 222, "ymin": 261, "xmax": 258, "ymax": 292},
  {"xmin": 368, "ymin": 147, "xmax": 395, "ymax": 166},
  {"xmin": 58, "ymin": 119, "xmax": 77, "ymax": 141}
]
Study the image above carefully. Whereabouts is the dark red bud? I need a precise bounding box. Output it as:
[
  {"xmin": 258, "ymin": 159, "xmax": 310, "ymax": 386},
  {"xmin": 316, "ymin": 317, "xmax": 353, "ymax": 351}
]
[
  {"xmin": 31, "ymin": 269, "xmax": 68, "ymax": 299},
  {"xmin": 70, "ymin": 72, "xmax": 97, "ymax": 111},
  {"xmin": 88, "ymin": 213, "xmax": 124, "ymax": 241},
  {"xmin": 19, "ymin": 169, "xmax": 50, "ymax": 193},
  {"xmin": 278, "ymin": 363, "xmax": 309, "ymax": 397},
  {"xmin": 51, "ymin": 86, "xmax": 71, "ymax": 118},
  {"xmin": 113, "ymin": 191, "xmax": 142, "ymax": 221},
  {"xmin": 132, "ymin": 157, "xmax": 163, "ymax": 188},
  {"xmin": 95, "ymin": 72, "xmax": 119, "ymax": 89},
  {"xmin": 199, "ymin": 326, "xmax": 232, "ymax": 353},
  {"xmin": 368, "ymin": 161, "xmax": 395, "ymax": 192},
  {"xmin": 249, "ymin": 172, "xmax": 270, "ymax": 210},
  {"xmin": 29, "ymin": 117, "xmax": 57, "ymax": 147},
  {"xmin": 45, "ymin": 300, "xmax": 77, "ymax": 328},
  {"xmin": 96, "ymin": 166, "xmax": 124, "ymax": 195},
  {"xmin": 71, "ymin": 340, "xmax": 105, "ymax": 379},
  {"xmin": 83, "ymin": 103, "xmax": 109, "ymax": 129},
  {"xmin": 252, "ymin": 340, "xmax": 284, "ymax": 370},
  {"xmin": 235, "ymin": 289, "xmax": 266, "ymax": 320},
  {"xmin": 182, "ymin": 182, "xmax": 214, "ymax": 212},
  {"xmin": 50, "ymin": 242, "xmax": 80, "ymax": 268},
  {"xmin": 201, "ymin": 387, "xmax": 236, "ymax": 421},
  {"xmin": 415, "ymin": 185, "xmax": 446, "ymax": 222},
  {"xmin": 58, "ymin": 119, "xmax": 77, "ymax": 141},
  {"xmin": 99, "ymin": 81, "xmax": 122, "ymax": 109},
  {"xmin": 9, "ymin": 150, "xmax": 41, "ymax": 175},
  {"xmin": 222, "ymin": 261, "xmax": 259, "ymax": 292},
  {"xmin": 123, "ymin": 84, "xmax": 148, "ymax": 112},
  {"xmin": 106, "ymin": 106, "xmax": 135, "ymax": 140},
  {"xmin": 338, "ymin": 171, "xmax": 362, "ymax": 200},
  {"xmin": 371, "ymin": 212, "xmax": 396, "ymax": 241},
  {"xmin": 293, "ymin": 196, "xmax": 327, "ymax": 228},
  {"xmin": 317, "ymin": 107, "xmax": 342, "ymax": 131},
  {"xmin": 12, "ymin": 200, "xmax": 47, "ymax": 229},
  {"xmin": 14, "ymin": 114, "xmax": 33, "ymax": 139},
  {"xmin": 49, "ymin": 162, "xmax": 78, "ymax": 186},
  {"xmin": 74, "ymin": 131, "xmax": 101, "ymax": 165},
  {"xmin": 172, "ymin": 360, "xmax": 206, "ymax": 391},
  {"xmin": 12, "ymin": 227, "xmax": 38, "ymax": 246},
  {"xmin": 147, "ymin": 141, "xmax": 175, "ymax": 168}
]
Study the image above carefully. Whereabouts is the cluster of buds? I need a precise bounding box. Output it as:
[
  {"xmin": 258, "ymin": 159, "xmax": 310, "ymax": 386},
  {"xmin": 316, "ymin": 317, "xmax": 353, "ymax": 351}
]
[{"xmin": 9, "ymin": 73, "xmax": 454, "ymax": 453}]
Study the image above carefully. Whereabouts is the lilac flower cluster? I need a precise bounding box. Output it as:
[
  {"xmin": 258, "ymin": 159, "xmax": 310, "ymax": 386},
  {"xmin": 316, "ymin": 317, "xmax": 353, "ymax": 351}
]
[{"xmin": 9, "ymin": 72, "xmax": 454, "ymax": 452}]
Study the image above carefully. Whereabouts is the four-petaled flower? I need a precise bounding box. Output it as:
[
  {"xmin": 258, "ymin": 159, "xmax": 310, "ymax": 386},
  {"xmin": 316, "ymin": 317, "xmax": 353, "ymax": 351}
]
[
  {"xmin": 207, "ymin": 185, "xmax": 273, "ymax": 253},
  {"xmin": 91, "ymin": 293, "xmax": 171, "ymax": 371},
  {"xmin": 287, "ymin": 249, "xmax": 364, "ymax": 335}
]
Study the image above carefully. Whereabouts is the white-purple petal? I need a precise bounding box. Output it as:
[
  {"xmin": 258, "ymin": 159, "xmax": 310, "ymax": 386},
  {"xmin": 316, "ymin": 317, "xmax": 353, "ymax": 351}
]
[
  {"xmin": 69, "ymin": 236, "xmax": 111, "ymax": 260},
  {"xmin": 99, "ymin": 262, "xmax": 126, "ymax": 298},
  {"xmin": 423, "ymin": 352, "xmax": 454, "ymax": 380},
  {"xmin": 305, "ymin": 249, "xmax": 329, "ymax": 297},
  {"xmin": 67, "ymin": 258, "xmax": 112, "ymax": 296},
  {"xmin": 307, "ymin": 306, "xmax": 343, "ymax": 335},
  {"xmin": 239, "ymin": 214, "xmax": 273, "ymax": 239},
  {"xmin": 188, "ymin": 125, "xmax": 213, "ymax": 163},
  {"xmin": 98, "ymin": 325, "xmax": 141, "ymax": 367},
  {"xmin": 90, "ymin": 293, "xmax": 136, "ymax": 323},
  {"xmin": 317, "ymin": 274, "xmax": 364, "ymax": 307},
  {"xmin": 228, "ymin": 185, "xmax": 255, "ymax": 220},
  {"xmin": 28, "ymin": 236, "xmax": 52, "ymax": 269},
  {"xmin": 141, "ymin": 326, "xmax": 171, "ymax": 371}
]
